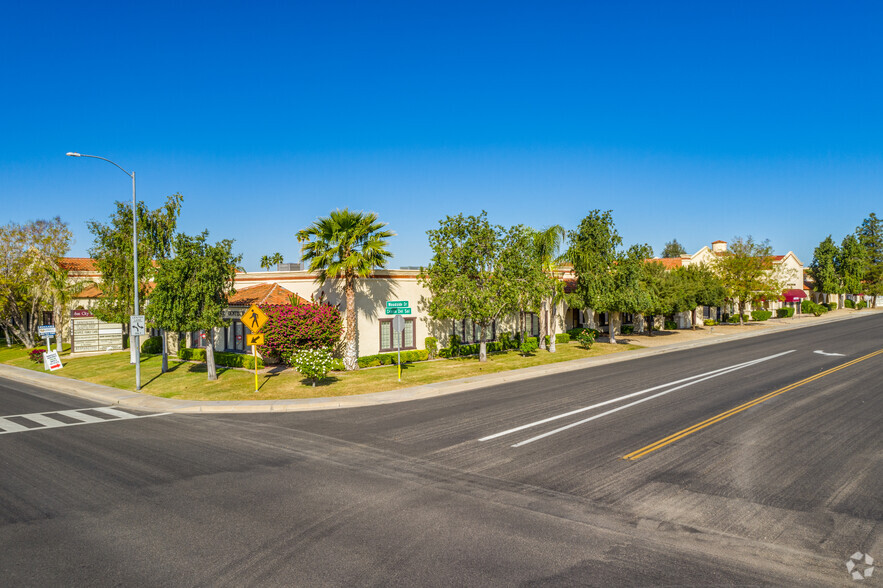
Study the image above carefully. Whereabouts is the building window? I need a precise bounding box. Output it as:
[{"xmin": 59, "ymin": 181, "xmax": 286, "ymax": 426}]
[
  {"xmin": 380, "ymin": 318, "xmax": 416, "ymax": 352},
  {"xmin": 452, "ymin": 319, "xmax": 497, "ymax": 343}
]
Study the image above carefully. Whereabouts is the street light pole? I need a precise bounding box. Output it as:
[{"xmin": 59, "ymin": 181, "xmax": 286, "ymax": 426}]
[{"xmin": 66, "ymin": 152, "xmax": 141, "ymax": 391}]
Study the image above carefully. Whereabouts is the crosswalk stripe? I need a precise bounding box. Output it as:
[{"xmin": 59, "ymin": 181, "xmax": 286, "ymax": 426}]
[
  {"xmin": 0, "ymin": 417, "xmax": 29, "ymax": 433},
  {"xmin": 21, "ymin": 414, "xmax": 67, "ymax": 427},
  {"xmin": 0, "ymin": 407, "xmax": 171, "ymax": 435},
  {"xmin": 92, "ymin": 407, "xmax": 137, "ymax": 419},
  {"xmin": 56, "ymin": 410, "xmax": 106, "ymax": 423}
]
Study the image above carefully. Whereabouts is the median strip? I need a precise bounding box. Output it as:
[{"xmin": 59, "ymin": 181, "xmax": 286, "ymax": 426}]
[{"xmin": 622, "ymin": 348, "xmax": 883, "ymax": 460}]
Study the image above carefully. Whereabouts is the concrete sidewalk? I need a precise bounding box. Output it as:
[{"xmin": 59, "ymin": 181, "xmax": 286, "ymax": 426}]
[{"xmin": 0, "ymin": 309, "xmax": 877, "ymax": 414}]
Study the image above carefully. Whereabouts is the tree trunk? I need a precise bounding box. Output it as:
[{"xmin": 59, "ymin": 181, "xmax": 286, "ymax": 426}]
[
  {"xmin": 549, "ymin": 300, "xmax": 558, "ymax": 353},
  {"xmin": 3, "ymin": 324, "xmax": 10, "ymax": 346},
  {"xmin": 539, "ymin": 299, "xmax": 547, "ymax": 351},
  {"xmin": 646, "ymin": 314, "xmax": 654, "ymax": 336},
  {"xmin": 691, "ymin": 308, "xmax": 697, "ymax": 330},
  {"xmin": 479, "ymin": 322, "xmax": 487, "ymax": 362},
  {"xmin": 344, "ymin": 275, "xmax": 358, "ymax": 370},
  {"xmin": 161, "ymin": 328, "xmax": 168, "ymax": 373},
  {"xmin": 738, "ymin": 301, "xmax": 745, "ymax": 325},
  {"xmin": 608, "ymin": 311, "xmax": 619, "ymax": 345},
  {"xmin": 205, "ymin": 331, "xmax": 218, "ymax": 380}
]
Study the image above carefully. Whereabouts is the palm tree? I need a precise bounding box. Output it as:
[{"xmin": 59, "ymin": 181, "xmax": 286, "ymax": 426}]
[
  {"xmin": 297, "ymin": 209, "xmax": 394, "ymax": 370},
  {"xmin": 45, "ymin": 264, "xmax": 87, "ymax": 351},
  {"xmin": 534, "ymin": 225, "xmax": 566, "ymax": 352},
  {"xmin": 260, "ymin": 252, "xmax": 284, "ymax": 272}
]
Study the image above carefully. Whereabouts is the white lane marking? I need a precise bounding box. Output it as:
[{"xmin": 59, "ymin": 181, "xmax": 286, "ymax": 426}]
[
  {"xmin": 511, "ymin": 350, "xmax": 795, "ymax": 447},
  {"xmin": 0, "ymin": 417, "xmax": 29, "ymax": 433},
  {"xmin": 56, "ymin": 410, "xmax": 105, "ymax": 423},
  {"xmin": 0, "ymin": 407, "xmax": 170, "ymax": 435},
  {"xmin": 814, "ymin": 350, "xmax": 845, "ymax": 356},
  {"xmin": 480, "ymin": 351, "xmax": 796, "ymax": 443}
]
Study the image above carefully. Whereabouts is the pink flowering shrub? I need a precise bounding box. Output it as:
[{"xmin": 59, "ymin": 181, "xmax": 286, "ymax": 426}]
[{"xmin": 258, "ymin": 303, "xmax": 343, "ymax": 365}]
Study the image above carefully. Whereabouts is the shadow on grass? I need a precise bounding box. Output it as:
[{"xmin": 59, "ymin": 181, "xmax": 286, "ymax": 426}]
[
  {"xmin": 296, "ymin": 375, "xmax": 341, "ymax": 388},
  {"xmin": 141, "ymin": 360, "xmax": 186, "ymax": 388}
]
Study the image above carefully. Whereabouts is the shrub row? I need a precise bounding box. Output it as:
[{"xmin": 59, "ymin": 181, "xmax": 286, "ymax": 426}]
[
  {"xmin": 357, "ymin": 349, "xmax": 430, "ymax": 367},
  {"xmin": 856, "ymin": 300, "xmax": 868, "ymax": 309},
  {"xmin": 727, "ymin": 314, "xmax": 751, "ymax": 323},
  {"xmin": 776, "ymin": 307, "xmax": 795, "ymax": 318},
  {"xmin": 177, "ymin": 347, "xmax": 264, "ymax": 369},
  {"xmin": 566, "ymin": 327, "xmax": 600, "ymax": 339},
  {"xmin": 826, "ymin": 302, "xmax": 838, "ymax": 311},
  {"xmin": 801, "ymin": 300, "xmax": 828, "ymax": 316},
  {"xmin": 844, "ymin": 299, "xmax": 855, "ymax": 309},
  {"xmin": 703, "ymin": 319, "xmax": 717, "ymax": 326},
  {"xmin": 750, "ymin": 310, "xmax": 773, "ymax": 322}
]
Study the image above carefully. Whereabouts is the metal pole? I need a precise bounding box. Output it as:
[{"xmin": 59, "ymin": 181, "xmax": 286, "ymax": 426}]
[{"xmin": 132, "ymin": 171, "xmax": 141, "ymax": 391}]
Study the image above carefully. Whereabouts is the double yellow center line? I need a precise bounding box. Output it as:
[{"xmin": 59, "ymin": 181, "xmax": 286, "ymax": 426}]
[{"xmin": 623, "ymin": 348, "xmax": 883, "ymax": 461}]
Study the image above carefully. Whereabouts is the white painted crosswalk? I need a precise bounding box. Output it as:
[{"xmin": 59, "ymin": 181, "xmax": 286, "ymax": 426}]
[{"xmin": 0, "ymin": 406, "xmax": 170, "ymax": 435}]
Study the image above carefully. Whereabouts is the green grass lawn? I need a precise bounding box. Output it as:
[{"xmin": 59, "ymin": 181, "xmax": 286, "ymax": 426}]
[{"xmin": 0, "ymin": 340, "xmax": 642, "ymax": 401}]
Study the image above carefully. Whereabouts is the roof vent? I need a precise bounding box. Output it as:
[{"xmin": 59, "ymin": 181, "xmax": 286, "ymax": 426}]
[
  {"xmin": 276, "ymin": 263, "xmax": 302, "ymax": 272},
  {"xmin": 399, "ymin": 266, "xmax": 421, "ymax": 270}
]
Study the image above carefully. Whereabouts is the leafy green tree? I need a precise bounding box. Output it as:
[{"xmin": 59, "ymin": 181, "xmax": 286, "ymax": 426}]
[
  {"xmin": 420, "ymin": 212, "xmax": 524, "ymax": 362},
  {"xmin": 713, "ymin": 236, "xmax": 788, "ymax": 325},
  {"xmin": 673, "ymin": 264, "xmax": 727, "ymax": 328},
  {"xmin": 297, "ymin": 209, "xmax": 394, "ymax": 371},
  {"xmin": 87, "ymin": 193, "xmax": 182, "ymax": 357},
  {"xmin": 661, "ymin": 239, "xmax": 687, "ymax": 258},
  {"xmin": 809, "ymin": 236, "xmax": 840, "ymax": 306},
  {"xmin": 147, "ymin": 231, "xmax": 241, "ymax": 381},
  {"xmin": 856, "ymin": 213, "xmax": 883, "ymax": 304},
  {"xmin": 565, "ymin": 210, "xmax": 651, "ymax": 344},
  {"xmin": 837, "ymin": 234, "xmax": 868, "ymax": 303},
  {"xmin": 505, "ymin": 225, "xmax": 546, "ymax": 346},
  {"xmin": 260, "ymin": 252, "xmax": 284, "ymax": 272},
  {"xmin": 0, "ymin": 217, "xmax": 72, "ymax": 347},
  {"xmin": 533, "ymin": 225, "xmax": 566, "ymax": 352},
  {"xmin": 638, "ymin": 261, "xmax": 672, "ymax": 336}
]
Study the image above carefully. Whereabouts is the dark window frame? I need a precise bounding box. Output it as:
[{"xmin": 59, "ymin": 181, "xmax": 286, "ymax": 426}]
[{"xmin": 379, "ymin": 317, "xmax": 417, "ymax": 352}]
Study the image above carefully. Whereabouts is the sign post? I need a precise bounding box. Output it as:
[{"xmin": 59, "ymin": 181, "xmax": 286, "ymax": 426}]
[
  {"xmin": 38, "ymin": 325, "xmax": 57, "ymax": 370},
  {"xmin": 386, "ymin": 302, "xmax": 410, "ymax": 382},
  {"xmin": 243, "ymin": 304, "xmax": 269, "ymax": 392},
  {"xmin": 393, "ymin": 314, "xmax": 404, "ymax": 382}
]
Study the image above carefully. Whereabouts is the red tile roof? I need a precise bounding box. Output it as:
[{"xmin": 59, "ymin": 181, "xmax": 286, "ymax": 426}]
[
  {"xmin": 76, "ymin": 284, "xmax": 103, "ymax": 298},
  {"xmin": 711, "ymin": 240, "xmax": 727, "ymax": 244},
  {"xmin": 228, "ymin": 283, "xmax": 309, "ymax": 306},
  {"xmin": 645, "ymin": 258, "xmax": 684, "ymax": 269},
  {"xmin": 58, "ymin": 257, "xmax": 98, "ymax": 272}
]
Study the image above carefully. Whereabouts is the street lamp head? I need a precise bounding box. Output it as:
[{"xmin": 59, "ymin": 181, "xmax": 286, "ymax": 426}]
[{"xmin": 66, "ymin": 152, "xmax": 82, "ymax": 157}]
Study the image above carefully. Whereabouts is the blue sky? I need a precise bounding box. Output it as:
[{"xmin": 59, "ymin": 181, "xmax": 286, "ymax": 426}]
[{"xmin": 2, "ymin": 1, "xmax": 881, "ymax": 270}]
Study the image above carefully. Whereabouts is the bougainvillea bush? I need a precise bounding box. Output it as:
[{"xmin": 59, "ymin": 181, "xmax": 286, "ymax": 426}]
[{"xmin": 257, "ymin": 303, "xmax": 343, "ymax": 365}]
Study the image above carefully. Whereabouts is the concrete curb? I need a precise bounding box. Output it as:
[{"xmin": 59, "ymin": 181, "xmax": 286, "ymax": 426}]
[{"xmin": 1, "ymin": 309, "xmax": 878, "ymax": 414}]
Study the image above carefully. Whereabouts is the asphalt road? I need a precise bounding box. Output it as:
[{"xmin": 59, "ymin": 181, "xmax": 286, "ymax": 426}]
[{"xmin": 1, "ymin": 315, "xmax": 881, "ymax": 586}]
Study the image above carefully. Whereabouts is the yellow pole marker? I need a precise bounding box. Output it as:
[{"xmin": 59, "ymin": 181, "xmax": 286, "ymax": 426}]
[
  {"xmin": 246, "ymin": 331, "xmax": 265, "ymax": 393},
  {"xmin": 254, "ymin": 344, "xmax": 258, "ymax": 392},
  {"xmin": 623, "ymin": 348, "xmax": 883, "ymax": 461}
]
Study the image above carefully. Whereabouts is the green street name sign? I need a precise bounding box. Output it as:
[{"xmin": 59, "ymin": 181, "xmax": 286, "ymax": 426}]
[
  {"xmin": 386, "ymin": 301, "xmax": 409, "ymax": 308},
  {"xmin": 385, "ymin": 308, "xmax": 412, "ymax": 315}
]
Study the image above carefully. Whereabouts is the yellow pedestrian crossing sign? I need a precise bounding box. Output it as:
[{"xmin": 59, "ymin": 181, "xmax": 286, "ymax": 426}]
[
  {"xmin": 244, "ymin": 304, "xmax": 268, "ymax": 332},
  {"xmin": 246, "ymin": 333, "xmax": 265, "ymax": 346}
]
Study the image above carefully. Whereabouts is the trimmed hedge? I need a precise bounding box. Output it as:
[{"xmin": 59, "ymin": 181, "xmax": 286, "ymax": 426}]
[
  {"xmin": 141, "ymin": 336, "xmax": 162, "ymax": 354},
  {"xmin": 727, "ymin": 314, "xmax": 751, "ymax": 323},
  {"xmin": 703, "ymin": 319, "xmax": 716, "ymax": 326},
  {"xmin": 567, "ymin": 327, "xmax": 600, "ymax": 339},
  {"xmin": 856, "ymin": 300, "xmax": 868, "ymax": 310},
  {"xmin": 357, "ymin": 349, "xmax": 430, "ymax": 368},
  {"xmin": 750, "ymin": 310, "xmax": 773, "ymax": 322},
  {"xmin": 776, "ymin": 307, "xmax": 795, "ymax": 318},
  {"xmin": 178, "ymin": 347, "xmax": 264, "ymax": 369},
  {"xmin": 425, "ymin": 337, "xmax": 438, "ymax": 359},
  {"xmin": 826, "ymin": 302, "xmax": 838, "ymax": 311},
  {"xmin": 555, "ymin": 333, "xmax": 570, "ymax": 343},
  {"xmin": 844, "ymin": 299, "xmax": 855, "ymax": 309},
  {"xmin": 664, "ymin": 320, "xmax": 678, "ymax": 330},
  {"xmin": 621, "ymin": 325, "xmax": 634, "ymax": 335}
]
